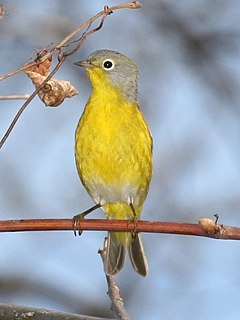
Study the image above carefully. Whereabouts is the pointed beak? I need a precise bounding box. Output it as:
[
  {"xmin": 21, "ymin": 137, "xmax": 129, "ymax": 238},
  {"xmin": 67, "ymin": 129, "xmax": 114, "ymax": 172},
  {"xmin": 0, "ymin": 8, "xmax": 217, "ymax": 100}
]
[{"xmin": 74, "ymin": 60, "xmax": 93, "ymax": 69}]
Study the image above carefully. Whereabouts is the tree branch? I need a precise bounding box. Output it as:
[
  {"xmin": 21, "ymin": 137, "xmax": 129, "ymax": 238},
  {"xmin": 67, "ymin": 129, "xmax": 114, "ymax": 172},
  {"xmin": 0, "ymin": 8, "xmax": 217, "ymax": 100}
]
[
  {"xmin": 0, "ymin": 218, "xmax": 240, "ymax": 240},
  {"xmin": 99, "ymin": 240, "xmax": 131, "ymax": 320},
  {"xmin": 0, "ymin": 303, "xmax": 115, "ymax": 320}
]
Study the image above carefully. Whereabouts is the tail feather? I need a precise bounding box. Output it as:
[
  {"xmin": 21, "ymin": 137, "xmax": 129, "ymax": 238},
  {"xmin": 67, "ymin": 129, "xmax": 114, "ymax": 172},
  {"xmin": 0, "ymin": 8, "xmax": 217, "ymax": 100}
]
[
  {"xmin": 104, "ymin": 232, "xmax": 126, "ymax": 275},
  {"xmin": 104, "ymin": 232, "xmax": 148, "ymax": 276},
  {"xmin": 128, "ymin": 233, "xmax": 148, "ymax": 277}
]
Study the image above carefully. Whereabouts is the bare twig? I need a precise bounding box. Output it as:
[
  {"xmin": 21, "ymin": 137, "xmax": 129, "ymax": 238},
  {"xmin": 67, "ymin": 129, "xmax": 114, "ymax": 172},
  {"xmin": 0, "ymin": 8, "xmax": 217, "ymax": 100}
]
[
  {"xmin": 99, "ymin": 239, "xmax": 131, "ymax": 320},
  {"xmin": 0, "ymin": 56, "xmax": 66, "ymax": 149},
  {"xmin": 56, "ymin": 1, "xmax": 142, "ymax": 51},
  {"xmin": 0, "ymin": 218, "xmax": 240, "ymax": 240},
  {"xmin": 0, "ymin": 62, "xmax": 39, "ymax": 82},
  {"xmin": 0, "ymin": 95, "xmax": 30, "ymax": 100},
  {"xmin": 0, "ymin": 303, "xmax": 115, "ymax": 320},
  {"xmin": 0, "ymin": 13, "xmax": 102, "ymax": 149},
  {"xmin": 0, "ymin": 1, "xmax": 142, "ymax": 82},
  {"xmin": 0, "ymin": 1, "xmax": 142, "ymax": 149}
]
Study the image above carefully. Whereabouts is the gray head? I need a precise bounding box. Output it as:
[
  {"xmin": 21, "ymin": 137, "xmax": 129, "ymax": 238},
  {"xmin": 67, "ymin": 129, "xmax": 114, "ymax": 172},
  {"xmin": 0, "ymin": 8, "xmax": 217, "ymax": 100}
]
[{"xmin": 75, "ymin": 49, "xmax": 138, "ymax": 103}]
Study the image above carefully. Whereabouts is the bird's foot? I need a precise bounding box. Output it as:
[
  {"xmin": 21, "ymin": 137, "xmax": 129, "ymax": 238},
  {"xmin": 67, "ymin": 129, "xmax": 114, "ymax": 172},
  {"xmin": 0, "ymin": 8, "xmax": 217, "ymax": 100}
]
[
  {"xmin": 72, "ymin": 212, "xmax": 87, "ymax": 236},
  {"xmin": 72, "ymin": 203, "xmax": 102, "ymax": 236}
]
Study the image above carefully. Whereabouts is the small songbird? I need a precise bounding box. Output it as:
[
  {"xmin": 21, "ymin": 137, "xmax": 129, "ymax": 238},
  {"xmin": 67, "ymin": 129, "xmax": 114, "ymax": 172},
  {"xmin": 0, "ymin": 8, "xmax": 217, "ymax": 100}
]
[{"xmin": 73, "ymin": 50, "xmax": 152, "ymax": 276}]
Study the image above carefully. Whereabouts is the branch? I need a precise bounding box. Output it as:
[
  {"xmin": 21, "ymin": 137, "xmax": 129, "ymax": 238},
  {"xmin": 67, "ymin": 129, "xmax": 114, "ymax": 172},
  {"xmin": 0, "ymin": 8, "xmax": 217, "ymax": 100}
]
[
  {"xmin": 55, "ymin": 1, "xmax": 142, "ymax": 51},
  {"xmin": 0, "ymin": 218, "xmax": 240, "ymax": 240},
  {"xmin": 0, "ymin": 303, "xmax": 115, "ymax": 320},
  {"xmin": 0, "ymin": 1, "xmax": 142, "ymax": 82},
  {"xmin": 0, "ymin": 1, "xmax": 142, "ymax": 149},
  {"xmin": 99, "ymin": 240, "xmax": 131, "ymax": 320},
  {"xmin": 0, "ymin": 56, "xmax": 67, "ymax": 149},
  {"xmin": 0, "ymin": 95, "xmax": 30, "ymax": 100}
]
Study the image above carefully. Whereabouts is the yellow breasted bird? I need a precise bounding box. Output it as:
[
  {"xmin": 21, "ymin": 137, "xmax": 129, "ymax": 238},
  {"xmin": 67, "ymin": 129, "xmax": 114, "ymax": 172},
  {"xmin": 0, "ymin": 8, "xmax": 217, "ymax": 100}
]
[{"xmin": 73, "ymin": 50, "xmax": 152, "ymax": 276}]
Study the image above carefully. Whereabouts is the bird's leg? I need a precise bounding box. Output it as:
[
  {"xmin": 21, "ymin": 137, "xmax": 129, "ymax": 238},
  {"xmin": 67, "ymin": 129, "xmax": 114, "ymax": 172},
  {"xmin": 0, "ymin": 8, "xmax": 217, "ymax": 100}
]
[
  {"xmin": 129, "ymin": 202, "xmax": 138, "ymax": 239},
  {"xmin": 73, "ymin": 203, "xmax": 101, "ymax": 236}
]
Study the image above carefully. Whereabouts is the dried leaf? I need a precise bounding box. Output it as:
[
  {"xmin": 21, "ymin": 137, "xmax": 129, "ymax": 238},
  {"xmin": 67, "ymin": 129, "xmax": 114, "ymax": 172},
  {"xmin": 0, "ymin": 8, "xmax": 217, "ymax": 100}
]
[
  {"xmin": 25, "ymin": 71, "xmax": 78, "ymax": 106},
  {"xmin": 25, "ymin": 50, "xmax": 52, "ymax": 76}
]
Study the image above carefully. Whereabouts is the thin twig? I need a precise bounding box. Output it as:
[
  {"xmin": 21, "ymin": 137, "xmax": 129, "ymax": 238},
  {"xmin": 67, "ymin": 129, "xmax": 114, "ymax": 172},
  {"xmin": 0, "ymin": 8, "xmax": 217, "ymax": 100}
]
[
  {"xmin": 0, "ymin": 56, "xmax": 66, "ymax": 149},
  {"xmin": 0, "ymin": 1, "xmax": 142, "ymax": 149},
  {"xmin": 0, "ymin": 218, "xmax": 240, "ymax": 240},
  {"xmin": 0, "ymin": 1, "xmax": 142, "ymax": 82},
  {"xmin": 0, "ymin": 62, "xmax": 40, "ymax": 82},
  {"xmin": 64, "ymin": 12, "xmax": 109, "ymax": 58},
  {"xmin": 0, "ymin": 7, "xmax": 102, "ymax": 149},
  {"xmin": 0, "ymin": 95, "xmax": 31, "ymax": 100},
  {"xmin": 56, "ymin": 1, "xmax": 142, "ymax": 50},
  {"xmin": 99, "ymin": 239, "xmax": 131, "ymax": 320}
]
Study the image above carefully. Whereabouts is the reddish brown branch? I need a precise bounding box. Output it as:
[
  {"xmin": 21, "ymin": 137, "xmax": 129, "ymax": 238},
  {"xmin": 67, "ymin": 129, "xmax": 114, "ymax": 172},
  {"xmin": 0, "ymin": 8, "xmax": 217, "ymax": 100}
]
[{"xmin": 0, "ymin": 218, "xmax": 240, "ymax": 240}]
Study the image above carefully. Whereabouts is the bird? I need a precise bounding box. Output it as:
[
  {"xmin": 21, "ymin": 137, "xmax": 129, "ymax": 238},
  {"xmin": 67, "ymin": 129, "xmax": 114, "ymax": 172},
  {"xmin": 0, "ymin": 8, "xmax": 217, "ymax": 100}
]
[{"xmin": 73, "ymin": 49, "xmax": 152, "ymax": 276}]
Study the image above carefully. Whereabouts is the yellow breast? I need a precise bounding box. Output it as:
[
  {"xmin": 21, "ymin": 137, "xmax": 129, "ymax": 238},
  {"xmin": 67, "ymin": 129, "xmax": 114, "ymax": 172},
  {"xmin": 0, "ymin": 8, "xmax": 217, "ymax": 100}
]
[{"xmin": 75, "ymin": 70, "xmax": 152, "ymax": 213}]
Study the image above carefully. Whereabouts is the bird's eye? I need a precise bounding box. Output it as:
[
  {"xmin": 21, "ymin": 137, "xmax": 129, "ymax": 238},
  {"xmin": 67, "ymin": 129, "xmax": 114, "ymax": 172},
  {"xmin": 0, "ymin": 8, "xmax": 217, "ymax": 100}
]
[{"xmin": 103, "ymin": 59, "xmax": 115, "ymax": 70}]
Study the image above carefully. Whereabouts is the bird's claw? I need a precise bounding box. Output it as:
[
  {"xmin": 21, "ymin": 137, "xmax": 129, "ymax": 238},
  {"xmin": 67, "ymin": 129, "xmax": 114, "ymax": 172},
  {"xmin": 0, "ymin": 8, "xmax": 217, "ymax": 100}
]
[
  {"xmin": 72, "ymin": 213, "xmax": 85, "ymax": 236},
  {"xmin": 72, "ymin": 203, "xmax": 102, "ymax": 236}
]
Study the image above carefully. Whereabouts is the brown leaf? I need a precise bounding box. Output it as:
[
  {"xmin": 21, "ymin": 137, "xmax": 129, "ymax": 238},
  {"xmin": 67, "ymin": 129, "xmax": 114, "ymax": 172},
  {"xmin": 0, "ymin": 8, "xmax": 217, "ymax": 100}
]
[
  {"xmin": 25, "ymin": 50, "xmax": 52, "ymax": 76},
  {"xmin": 25, "ymin": 71, "xmax": 78, "ymax": 106}
]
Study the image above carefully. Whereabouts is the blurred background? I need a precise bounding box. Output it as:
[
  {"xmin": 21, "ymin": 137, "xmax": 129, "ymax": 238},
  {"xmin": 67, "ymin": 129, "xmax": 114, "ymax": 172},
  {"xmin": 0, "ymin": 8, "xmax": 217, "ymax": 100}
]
[{"xmin": 1, "ymin": 1, "xmax": 240, "ymax": 319}]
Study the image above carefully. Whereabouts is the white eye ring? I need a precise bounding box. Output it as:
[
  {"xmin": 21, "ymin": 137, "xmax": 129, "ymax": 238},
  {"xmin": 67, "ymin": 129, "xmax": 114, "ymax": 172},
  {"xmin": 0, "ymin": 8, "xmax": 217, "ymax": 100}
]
[{"xmin": 102, "ymin": 59, "xmax": 115, "ymax": 70}]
